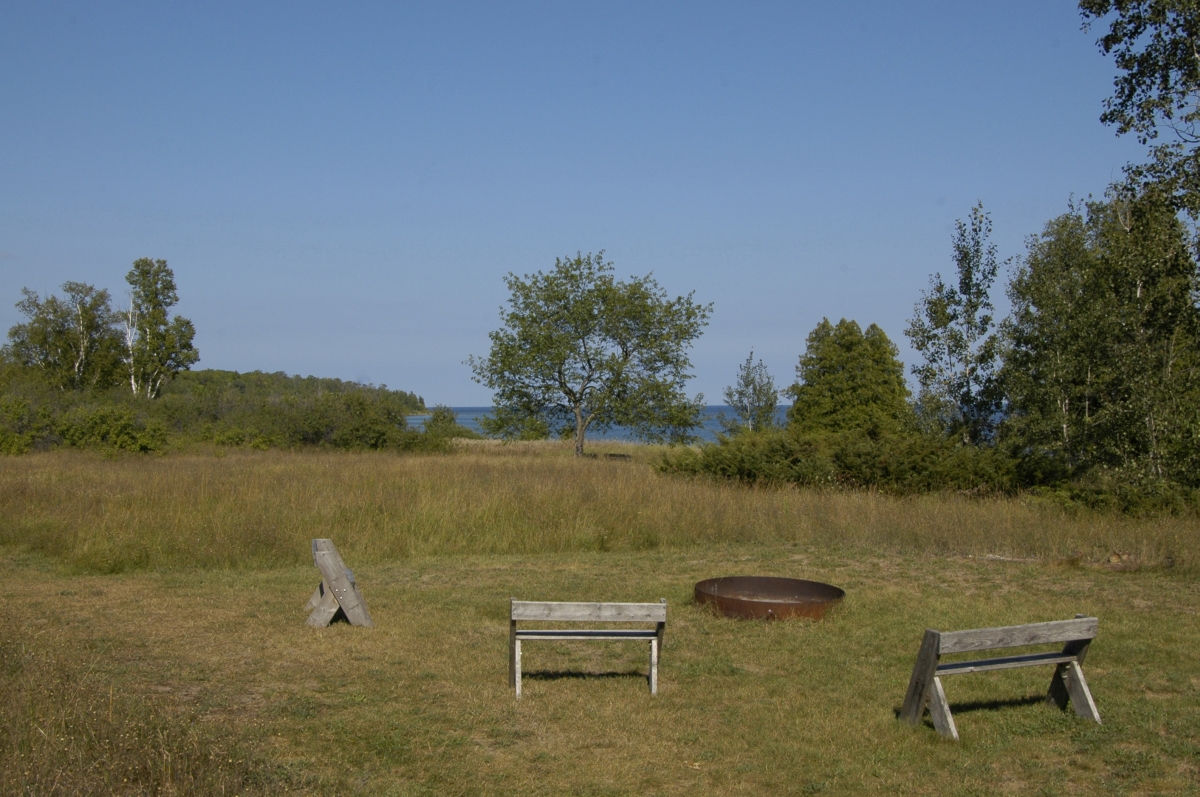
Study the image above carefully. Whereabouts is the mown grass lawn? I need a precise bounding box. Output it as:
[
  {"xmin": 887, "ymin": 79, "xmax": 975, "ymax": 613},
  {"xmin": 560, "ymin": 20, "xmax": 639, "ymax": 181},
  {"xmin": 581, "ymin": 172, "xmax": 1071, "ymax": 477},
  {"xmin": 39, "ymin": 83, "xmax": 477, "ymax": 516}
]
[{"xmin": 4, "ymin": 537, "xmax": 1197, "ymax": 795}]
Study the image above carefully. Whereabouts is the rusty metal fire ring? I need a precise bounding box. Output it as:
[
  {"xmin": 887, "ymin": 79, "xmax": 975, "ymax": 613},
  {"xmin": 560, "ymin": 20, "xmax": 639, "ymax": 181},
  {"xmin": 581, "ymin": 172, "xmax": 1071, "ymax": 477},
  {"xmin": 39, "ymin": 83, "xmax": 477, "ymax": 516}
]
[{"xmin": 694, "ymin": 576, "xmax": 845, "ymax": 620}]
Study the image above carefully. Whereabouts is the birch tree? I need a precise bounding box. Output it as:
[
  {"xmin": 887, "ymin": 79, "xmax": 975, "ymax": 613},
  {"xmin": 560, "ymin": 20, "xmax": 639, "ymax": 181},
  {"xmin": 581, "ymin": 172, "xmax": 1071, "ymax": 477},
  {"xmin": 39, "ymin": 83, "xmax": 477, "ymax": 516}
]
[
  {"xmin": 721, "ymin": 350, "xmax": 778, "ymax": 434},
  {"xmin": 905, "ymin": 203, "xmax": 1003, "ymax": 443},
  {"xmin": 5, "ymin": 282, "xmax": 123, "ymax": 390},
  {"xmin": 1003, "ymin": 191, "xmax": 1200, "ymax": 483},
  {"xmin": 123, "ymin": 258, "xmax": 199, "ymax": 398}
]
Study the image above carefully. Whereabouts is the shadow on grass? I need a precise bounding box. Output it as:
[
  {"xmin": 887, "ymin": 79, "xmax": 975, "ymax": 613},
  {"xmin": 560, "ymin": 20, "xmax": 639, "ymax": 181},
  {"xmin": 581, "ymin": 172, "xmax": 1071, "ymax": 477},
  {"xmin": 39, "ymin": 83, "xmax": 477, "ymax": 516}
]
[
  {"xmin": 948, "ymin": 695, "xmax": 1048, "ymax": 714},
  {"xmin": 892, "ymin": 694, "xmax": 1048, "ymax": 720},
  {"xmin": 523, "ymin": 669, "xmax": 647, "ymax": 683}
]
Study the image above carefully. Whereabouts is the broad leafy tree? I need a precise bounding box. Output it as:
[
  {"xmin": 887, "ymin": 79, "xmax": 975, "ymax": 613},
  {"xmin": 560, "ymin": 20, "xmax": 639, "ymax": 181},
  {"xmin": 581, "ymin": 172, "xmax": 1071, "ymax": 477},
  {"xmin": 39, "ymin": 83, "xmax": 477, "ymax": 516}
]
[
  {"xmin": 469, "ymin": 252, "xmax": 711, "ymax": 455},
  {"xmin": 1003, "ymin": 191, "xmax": 1200, "ymax": 483},
  {"xmin": 905, "ymin": 203, "xmax": 1003, "ymax": 443},
  {"xmin": 5, "ymin": 282, "xmax": 123, "ymax": 391},
  {"xmin": 123, "ymin": 258, "xmax": 199, "ymax": 399},
  {"xmin": 1080, "ymin": 0, "xmax": 1200, "ymax": 215},
  {"xmin": 788, "ymin": 318, "xmax": 911, "ymax": 436},
  {"xmin": 721, "ymin": 350, "xmax": 779, "ymax": 434}
]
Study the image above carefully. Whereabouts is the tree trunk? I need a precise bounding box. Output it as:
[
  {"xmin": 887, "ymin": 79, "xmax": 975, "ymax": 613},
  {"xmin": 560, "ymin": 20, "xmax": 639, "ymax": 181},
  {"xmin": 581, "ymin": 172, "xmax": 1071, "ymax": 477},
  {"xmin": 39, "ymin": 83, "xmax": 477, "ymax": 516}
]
[{"xmin": 573, "ymin": 406, "xmax": 589, "ymax": 456}]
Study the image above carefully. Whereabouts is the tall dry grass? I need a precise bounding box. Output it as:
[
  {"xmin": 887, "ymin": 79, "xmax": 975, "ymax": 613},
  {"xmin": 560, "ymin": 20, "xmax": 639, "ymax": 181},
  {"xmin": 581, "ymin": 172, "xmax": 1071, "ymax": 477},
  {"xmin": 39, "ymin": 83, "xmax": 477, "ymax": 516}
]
[
  {"xmin": 0, "ymin": 634, "xmax": 284, "ymax": 795},
  {"xmin": 0, "ymin": 444, "xmax": 1194, "ymax": 572}
]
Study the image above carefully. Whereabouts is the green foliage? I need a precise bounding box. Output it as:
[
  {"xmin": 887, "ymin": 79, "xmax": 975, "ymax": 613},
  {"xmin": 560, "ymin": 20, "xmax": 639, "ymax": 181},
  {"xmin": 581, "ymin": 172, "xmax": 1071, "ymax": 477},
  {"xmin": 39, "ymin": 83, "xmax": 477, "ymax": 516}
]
[
  {"xmin": 662, "ymin": 427, "xmax": 1017, "ymax": 494},
  {"xmin": 123, "ymin": 258, "xmax": 199, "ymax": 398},
  {"xmin": 5, "ymin": 282, "xmax": 124, "ymax": 391},
  {"xmin": 787, "ymin": 318, "xmax": 912, "ymax": 436},
  {"xmin": 1080, "ymin": 0, "xmax": 1200, "ymax": 216},
  {"xmin": 0, "ymin": 365, "xmax": 431, "ymax": 454},
  {"xmin": 905, "ymin": 203, "xmax": 1003, "ymax": 442},
  {"xmin": 721, "ymin": 349, "xmax": 778, "ymax": 434},
  {"xmin": 1002, "ymin": 191, "xmax": 1200, "ymax": 485},
  {"xmin": 469, "ymin": 252, "xmax": 711, "ymax": 455},
  {"xmin": 421, "ymin": 405, "xmax": 481, "ymax": 442},
  {"xmin": 58, "ymin": 406, "xmax": 166, "ymax": 452}
]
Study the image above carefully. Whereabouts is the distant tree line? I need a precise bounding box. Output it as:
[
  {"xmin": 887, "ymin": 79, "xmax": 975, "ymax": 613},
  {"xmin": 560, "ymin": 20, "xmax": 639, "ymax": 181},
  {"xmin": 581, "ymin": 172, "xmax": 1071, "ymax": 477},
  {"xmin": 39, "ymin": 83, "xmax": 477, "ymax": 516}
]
[
  {"xmin": 665, "ymin": 189, "xmax": 1200, "ymax": 512},
  {"xmin": 662, "ymin": 5, "xmax": 1200, "ymax": 512},
  {"xmin": 0, "ymin": 259, "xmax": 475, "ymax": 453}
]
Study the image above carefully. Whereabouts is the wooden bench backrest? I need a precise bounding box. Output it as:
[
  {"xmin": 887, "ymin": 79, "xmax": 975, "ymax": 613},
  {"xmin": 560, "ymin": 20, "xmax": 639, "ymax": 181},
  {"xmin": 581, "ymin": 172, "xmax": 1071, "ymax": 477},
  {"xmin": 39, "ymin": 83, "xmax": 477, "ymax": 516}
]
[
  {"xmin": 511, "ymin": 600, "xmax": 666, "ymax": 623},
  {"xmin": 938, "ymin": 617, "xmax": 1098, "ymax": 655}
]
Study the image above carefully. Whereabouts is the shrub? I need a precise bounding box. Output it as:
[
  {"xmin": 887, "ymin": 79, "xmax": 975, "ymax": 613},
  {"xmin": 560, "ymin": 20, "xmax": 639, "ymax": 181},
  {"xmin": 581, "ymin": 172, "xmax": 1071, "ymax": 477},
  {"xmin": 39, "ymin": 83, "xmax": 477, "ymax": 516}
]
[
  {"xmin": 662, "ymin": 428, "xmax": 1016, "ymax": 494},
  {"xmin": 56, "ymin": 406, "xmax": 165, "ymax": 452}
]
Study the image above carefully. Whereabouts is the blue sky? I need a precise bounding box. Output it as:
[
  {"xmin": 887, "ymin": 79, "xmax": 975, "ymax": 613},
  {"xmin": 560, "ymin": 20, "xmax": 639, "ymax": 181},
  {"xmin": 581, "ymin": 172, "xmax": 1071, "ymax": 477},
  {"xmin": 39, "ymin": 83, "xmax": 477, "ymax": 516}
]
[{"xmin": 0, "ymin": 2, "xmax": 1144, "ymax": 404}]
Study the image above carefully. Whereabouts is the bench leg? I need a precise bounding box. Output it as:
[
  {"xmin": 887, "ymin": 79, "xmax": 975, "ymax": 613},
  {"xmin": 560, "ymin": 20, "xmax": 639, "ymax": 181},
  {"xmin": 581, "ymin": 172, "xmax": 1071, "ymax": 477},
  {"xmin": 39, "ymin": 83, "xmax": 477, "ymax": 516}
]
[
  {"xmin": 509, "ymin": 623, "xmax": 516, "ymax": 689},
  {"xmin": 1047, "ymin": 662, "xmax": 1071, "ymax": 710},
  {"xmin": 1065, "ymin": 661, "xmax": 1101, "ymax": 723},
  {"xmin": 901, "ymin": 629, "xmax": 941, "ymax": 726},
  {"xmin": 1047, "ymin": 661, "xmax": 1101, "ymax": 723},
  {"xmin": 649, "ymin": 638, "xmax": 659, "ymax": 696},
  {"xmin": 928, "ymin": 677, "xmax": 959, "ymax": 741},
  {"xmin": 513, "ymin": 639, "xmax": 522, "ymax": 699}
]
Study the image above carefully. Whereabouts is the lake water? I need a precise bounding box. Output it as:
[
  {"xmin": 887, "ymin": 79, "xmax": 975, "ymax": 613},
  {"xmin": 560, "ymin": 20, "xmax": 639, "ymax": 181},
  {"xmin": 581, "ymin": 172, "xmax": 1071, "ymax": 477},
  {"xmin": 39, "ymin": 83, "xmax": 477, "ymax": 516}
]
[{"xmin": 410, "ymin": 406, "xmax": 790, "ymax": 444}]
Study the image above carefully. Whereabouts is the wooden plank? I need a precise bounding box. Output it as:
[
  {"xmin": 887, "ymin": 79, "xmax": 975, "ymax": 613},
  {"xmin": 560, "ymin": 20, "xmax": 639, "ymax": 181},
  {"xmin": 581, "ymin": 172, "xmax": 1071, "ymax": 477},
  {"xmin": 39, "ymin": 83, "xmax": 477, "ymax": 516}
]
[
  {"xmin": 928, "ymin": 677, "xmax": 959, "ymax": 741},
  {"xmin": 937, "ymin": 652, "xmax": 1077, "ymax": 675},
  {"xmin": 513, "ymin": 638, "xmax": 522, "ymax": 699},
  {"xmin": 509, "ymin": 605, "xmax": 518, "ymax": 689},
  {"xmin": 511, "ymin": 601, "xmax": 667, "ymax": 622},
  {"xmin": 656, "ymin": 597, "xmax": 667, "ymax": 655},
  {"xmin": 1047, "ymin": 662, "xmax": 1071, "ymax": 710},
  {"xmin": 900, "ymin": 629, "xmax": 941, "ymax": 725},
  {"xmin": 939, "ymin": 617, "xmax": 1097, "ymax": 654},
  {"xmin": 305, "ymin": 583, "xmax": 341, "ymax": 627},
  {"xmin": 303, "ymin": 584, "xmax": 323, "ymax": 614},
  {"xmin": 649, "ymin": 638, "xmax": 659, "ymax": 696},
  {"xmin": 516, "ymin": 629, "xmax": 659, "ymax": 640},
  {"xmin": 314, "ymin": 549, "xmax": 374, "ymax": 627},
  {"xmin": 1065, "ymin": 661, "xmax": 1102, "ymax": 723}
]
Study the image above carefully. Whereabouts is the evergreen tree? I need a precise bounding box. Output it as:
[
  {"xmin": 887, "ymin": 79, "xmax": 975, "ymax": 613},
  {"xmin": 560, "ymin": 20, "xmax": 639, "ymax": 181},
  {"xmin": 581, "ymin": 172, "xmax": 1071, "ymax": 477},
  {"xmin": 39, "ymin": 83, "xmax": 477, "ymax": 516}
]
[{"xmin": 787, "ymin": 318, "xmax": 911, "ymax": 436}]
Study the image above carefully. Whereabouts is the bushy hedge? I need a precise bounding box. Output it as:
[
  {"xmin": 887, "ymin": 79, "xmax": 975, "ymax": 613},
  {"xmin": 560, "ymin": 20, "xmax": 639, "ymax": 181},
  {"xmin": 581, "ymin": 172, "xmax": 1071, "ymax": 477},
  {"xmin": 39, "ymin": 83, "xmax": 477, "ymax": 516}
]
[
  {"xmin": 0, "ymin": 362, "xmax": 479, "ymax": 454},
  {"xmin": 661, "ymin": 428, "xmax": 1017, "ymax": 494},
  {"xmin": 661, "ymin": 426, "xmax": 1200, "ymax": 512}
]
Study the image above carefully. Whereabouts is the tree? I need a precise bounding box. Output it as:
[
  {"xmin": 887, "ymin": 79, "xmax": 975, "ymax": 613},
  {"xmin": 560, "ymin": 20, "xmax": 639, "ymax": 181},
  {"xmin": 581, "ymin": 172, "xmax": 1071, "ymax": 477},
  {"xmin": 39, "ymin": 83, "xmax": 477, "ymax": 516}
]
[
  {"xmin": 1080, "ymin": 1, "xmax": 1200, "ymax": 216},
  {"xmin": 468, "ymin": 252, "xmax": 711, "ymax": 455},
  {"xmin": 1003, "ymin": 191, "xmax": 1200, "ymax": 483},
  {"xmin": 905, "ymin": 203, "xmax": 1002, "ymax": 443},
  {"xmin": 787, "ymin": 318, "xmax": 911, "ymax": 436},
  {"xmin": 123, "ymin": 258, "xmax": 199, "ymax": 399},
  {"xmin": 721, "ymin": 350, "xmax": 778, "ymax": 434},
  {"xmin": 5, "ymin": 282, "xmax": 123, "ymax": 391}
]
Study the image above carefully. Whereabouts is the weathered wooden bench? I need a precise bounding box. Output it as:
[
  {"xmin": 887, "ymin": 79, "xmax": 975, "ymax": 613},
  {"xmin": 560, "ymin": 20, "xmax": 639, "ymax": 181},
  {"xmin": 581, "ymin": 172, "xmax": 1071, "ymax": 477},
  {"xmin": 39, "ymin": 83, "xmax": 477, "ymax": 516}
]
[
  {"xmin": 900, "ymin": 616, "xmax": 1100, "ymax": 740},
  {"xmin": 303, "ymin": 539, "xmax": 374, "ymax": 628},
  {"xmin": 509, "ymin": 599, "xmax": 666, "ymax": 698}
]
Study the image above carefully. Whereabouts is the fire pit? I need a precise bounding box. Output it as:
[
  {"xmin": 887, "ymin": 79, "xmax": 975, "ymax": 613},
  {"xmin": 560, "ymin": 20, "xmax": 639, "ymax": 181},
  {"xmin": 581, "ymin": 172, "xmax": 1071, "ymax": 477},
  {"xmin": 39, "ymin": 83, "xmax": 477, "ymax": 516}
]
[{"xmin": 694, "ymin": 576, "xmax": 845, "ymax": 620}]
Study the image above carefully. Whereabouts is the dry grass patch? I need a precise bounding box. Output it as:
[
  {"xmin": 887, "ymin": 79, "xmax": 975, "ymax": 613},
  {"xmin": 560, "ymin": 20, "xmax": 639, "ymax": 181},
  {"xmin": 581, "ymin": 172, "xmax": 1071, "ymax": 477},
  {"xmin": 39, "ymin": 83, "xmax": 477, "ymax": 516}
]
[
  {"xmin": 0, "ymin": 448, "xmax": 1195, "ymax": 573},
  {"xmin": 1, "ymin": 544, "xmax": 1198, "ymax": 795}
]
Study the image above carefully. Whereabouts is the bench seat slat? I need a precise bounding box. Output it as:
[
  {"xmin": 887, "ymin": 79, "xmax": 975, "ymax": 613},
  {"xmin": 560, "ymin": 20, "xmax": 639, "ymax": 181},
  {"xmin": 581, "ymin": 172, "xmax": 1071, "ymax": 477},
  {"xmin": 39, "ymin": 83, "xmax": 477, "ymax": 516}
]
[
  {"xmin": 939, "ymin": 617, "xmax": 1097, "ymax": 655},
  {"xmin": 512, "ymin": 601, "xmax": 666, "ymax": 622},
  {"xmin": 516, "ymin": 629, "xmax": 659, "ymax": 640},
  {"xmin": 937, "ymin": 652, "xmax": 1077, "ymax": 675}
]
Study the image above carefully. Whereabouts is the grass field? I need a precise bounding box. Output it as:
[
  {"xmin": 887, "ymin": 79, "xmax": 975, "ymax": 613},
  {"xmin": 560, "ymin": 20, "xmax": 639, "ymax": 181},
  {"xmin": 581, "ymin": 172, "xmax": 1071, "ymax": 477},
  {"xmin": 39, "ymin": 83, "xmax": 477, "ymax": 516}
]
[{"xmin": 2, "ymin": 446, "xmax": 1198, "ymax": 795}]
